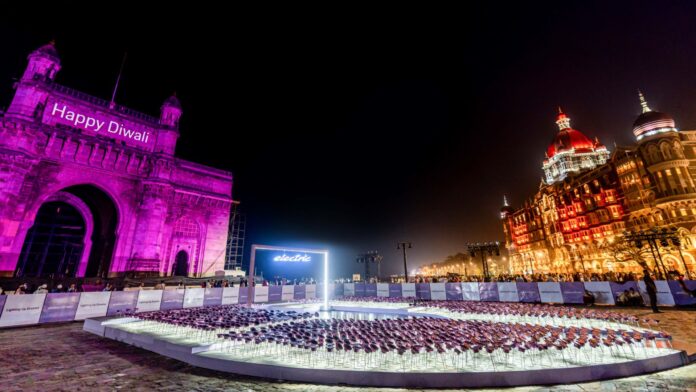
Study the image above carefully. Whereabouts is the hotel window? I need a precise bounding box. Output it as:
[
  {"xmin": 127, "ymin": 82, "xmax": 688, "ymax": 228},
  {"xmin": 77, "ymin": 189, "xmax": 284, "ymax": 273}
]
[
  {"xmin": 671, "ymin": 210, "xmax": 677, "ymax": 217},
  {"xmin": 657, "ymin": 172, "xmax": 663, "ymax": 178},
  {"xmin": 691, "ymin": 208, "xmax": 696, "ymax": 216},
  {"xmin": 666, "ymin": 169, "xmax": 672, "ymax": 176},
  {"xmin": 681, "ymin": 208, "xmax": 688, "ymax": 217}
]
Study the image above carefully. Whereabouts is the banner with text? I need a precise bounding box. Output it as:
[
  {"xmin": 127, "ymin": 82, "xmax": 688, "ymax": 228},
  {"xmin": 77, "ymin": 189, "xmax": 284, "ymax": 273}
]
[
  {"xmin": 74, "ymin": 292, "xmax": 111, "ymax": 320},
  {"xmin": 0, "ymin": 293, "xmax": 46, "ymax": 327},
  {"xmin": 40, "ymin": 293, "xmax": 80, "ymax": 323}
]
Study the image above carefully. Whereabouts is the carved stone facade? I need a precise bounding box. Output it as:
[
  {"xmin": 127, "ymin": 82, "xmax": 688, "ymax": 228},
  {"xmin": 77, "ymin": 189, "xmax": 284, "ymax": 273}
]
[
  {"xmin": 0, "ymin": 42, "xmax": 233, "ymax": 278},
  {"xmin": 502, "ymin": 100, "xmax": 696, "ymax": 275}
]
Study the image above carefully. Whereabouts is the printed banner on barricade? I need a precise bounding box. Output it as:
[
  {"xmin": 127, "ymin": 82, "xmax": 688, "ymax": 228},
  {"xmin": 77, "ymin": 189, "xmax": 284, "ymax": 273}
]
[
  {"xmin": 343, "ymin": 283, "xmax": 355, "ymax": 296},
  {"xmin": 429, "ymin": 283, "xmax": 446, "ymax": 300},
  {"xmin": 497, "ymin": 282, "xmax": 519, "ymax": 302},
  {"xmin": 221, "ymin": 287, "xmax": 240, "ymax": 305},
  {"xmin": 538, "ymin": 282, "xmax": 563, "ymax": 303},
  {"xmin": 559, "ymin": 282, "xmax": 584, "ymax": 304},
  {"xmin": 516, "ymin": 282, "xmax": 541, "ymax": 303},
  {"xmin": 609, "ymin": 281, "xmax": 640, "ymax": 304},
  {"xmin": 377, "ymin": 283, "xmax": 389, "ymax": 297},
  {"xmin": 0, "ymin": 293, "xmax": 46, "ymax": 327},
  {"xmin": 238, "ymin": 287, "xmax": 249, "ymax": 304},
  {"xmin": 107, "ymin": 291, "xmax": 139, "ymax": 316},
  {"xmin": 269, "ymin": 285, "xmax": 283, "ymax": 302},
  {"xmin": 254, "ymin": 286, "xmax": 269, "ymax": 303},
  {"xmin": 135, "ymin": 290, "xmax": 163, "ymax": 313},
  {"xmin": 160, "ymin": 289, "xmax": 185, "ymax": 310},
  {"xmin": 445, "ymin": 283, "xmax": 463, "ymax": 300},
  {"xmin": 333, "ymin": 283, "xmax": 344, "ymax": 298},
  {"xmin": 183, "ymin": 288, "xmax": 205, "ymax": 308},
  {"xmin": 479, "ymin": 282, "xmax": 499, "ymax": 302},
  {"xmin": 365, "ymin": 284, "xmax": 377, "ymax": 297},
  {"xmin": 416, "ymin": 283, "xmax": 431, "ymax": 300},
  {"xmin": 668, "ymin": 280, "xmax": 696, "ymax": 306},
  {"xmin": 40, "ymin": 293, "xmax": 80, "ymax": 323},
  {"xmin": 74, "ymin": 292, "xmax": 111, "ymax": 320},
  {"xmin": 402, "ymin": 283, "xmax": 416, "ymax": 298},
  {"xmin": 389, "ymin": 283, "xmax": 402, "ymax": 298},
  {"xmin": 354, "ymin": 283, "xmax": 366, "ymax": 297},
  {"xmin": 293, "ymin": 285, "xmax": 306, "ymax": 300},
  {"xmin": 281, "ymin": 285, "xmax": 295, "ymax": 301},
  {"xmin": 637, "ymin": 281, "xmax": 675, "ymax": 306},
  {"xmin": 306, "ymin": 284, "xmax": 317, "ymax": 299},
  {"xmin": 583, "ymin": 282, "xmax": 614, "ymax": 305},
  {"xmin": 203, "ymin": 288, "xmax": 223, "ymax": 307},
  {"xmin": 461, "ymin": 282, "xmax": 480, "ymax": 301}
]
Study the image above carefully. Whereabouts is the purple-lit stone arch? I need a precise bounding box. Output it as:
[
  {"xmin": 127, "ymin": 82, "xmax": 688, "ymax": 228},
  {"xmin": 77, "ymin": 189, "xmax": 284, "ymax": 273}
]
[
  {"xmin": 166, "ymin": 217, "xmax": 203, "ymax": 276},
  {"xmin": 23, "ymin": 180, "xmax": 126, "ymax": 236},
  {"xmin": 11, "ymin": 183, "xmax": 122, "ymax": 278},
  {"xmin": 42, "ymin": 191, "xmax": 94, "ymax": 277}
]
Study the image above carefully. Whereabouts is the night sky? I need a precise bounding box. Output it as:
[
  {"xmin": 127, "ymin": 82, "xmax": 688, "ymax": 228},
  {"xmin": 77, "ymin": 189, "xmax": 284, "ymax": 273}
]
[{"xmin": 2, "ymin": 2, "xmax": 696, "ymax": 278}]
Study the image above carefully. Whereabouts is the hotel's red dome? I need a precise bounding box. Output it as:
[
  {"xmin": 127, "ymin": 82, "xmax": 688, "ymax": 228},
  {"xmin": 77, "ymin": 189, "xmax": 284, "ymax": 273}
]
[{"xmin": 546, "ymin": 112, "xmax": 595, "ymax": 158}]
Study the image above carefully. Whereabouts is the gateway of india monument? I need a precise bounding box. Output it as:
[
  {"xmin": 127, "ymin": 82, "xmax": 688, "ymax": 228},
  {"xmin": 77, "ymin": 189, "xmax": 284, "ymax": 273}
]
[{"xmin": 0, "ymin": 42, "xmax": 233, "ymax": 278}]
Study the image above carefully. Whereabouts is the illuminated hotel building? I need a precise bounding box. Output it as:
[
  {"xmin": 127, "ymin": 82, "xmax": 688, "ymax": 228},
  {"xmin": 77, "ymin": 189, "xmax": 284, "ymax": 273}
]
[
  {"xmin": 502, "ymin": 95, "xmax": 696, "ymax": 275},
  {"xmin": 0, "ymin": 42, "xmax": 233, "ymax": 278}
]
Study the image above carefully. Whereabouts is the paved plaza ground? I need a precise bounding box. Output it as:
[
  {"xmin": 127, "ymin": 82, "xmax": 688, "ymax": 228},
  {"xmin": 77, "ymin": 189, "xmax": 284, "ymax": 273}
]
[{"xmin": 1, "ymin": 307, "xmax": 695, "ymax": 392}]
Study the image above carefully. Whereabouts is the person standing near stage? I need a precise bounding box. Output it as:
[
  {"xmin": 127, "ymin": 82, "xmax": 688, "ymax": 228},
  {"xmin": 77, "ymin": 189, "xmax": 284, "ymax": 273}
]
[{"xmin": 643, "ymin": 269, "xmax": 660, "ymax": 313}]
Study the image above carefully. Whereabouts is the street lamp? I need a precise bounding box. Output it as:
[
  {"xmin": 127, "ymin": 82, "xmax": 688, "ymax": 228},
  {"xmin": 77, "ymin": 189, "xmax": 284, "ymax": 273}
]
[
  {"xmin": 466, "ymin": 241, "xmax": 500, "ymax": 280},
  {"xmin": 397, "ymin": 242, "xmax": 412, "ymax": 283}
]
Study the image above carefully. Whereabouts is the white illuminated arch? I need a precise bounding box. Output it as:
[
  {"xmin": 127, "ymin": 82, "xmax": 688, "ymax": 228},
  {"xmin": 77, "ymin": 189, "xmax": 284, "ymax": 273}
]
[{"xmin": 248, "ymin": 244, "xmax": 329, "ymax": 309}]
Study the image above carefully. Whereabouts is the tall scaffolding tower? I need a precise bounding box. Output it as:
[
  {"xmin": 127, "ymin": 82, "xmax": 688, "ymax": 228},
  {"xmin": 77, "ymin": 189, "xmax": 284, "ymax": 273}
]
[{"xmin": 225, "ymin": 201, "xmax": 246, "ymax": 271}]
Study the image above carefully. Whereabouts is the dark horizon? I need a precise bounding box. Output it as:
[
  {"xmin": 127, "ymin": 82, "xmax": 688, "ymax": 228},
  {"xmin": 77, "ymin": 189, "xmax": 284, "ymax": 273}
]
[{"xmin": 3, "ymin": 2, "xmax": 696, "ymax": 278}]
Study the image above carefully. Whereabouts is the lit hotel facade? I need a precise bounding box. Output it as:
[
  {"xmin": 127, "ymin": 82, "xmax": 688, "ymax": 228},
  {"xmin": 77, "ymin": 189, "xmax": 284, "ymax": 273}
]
[{"xmin": 502, "ymin": 95, "xmax": 696, "ymax": 275}]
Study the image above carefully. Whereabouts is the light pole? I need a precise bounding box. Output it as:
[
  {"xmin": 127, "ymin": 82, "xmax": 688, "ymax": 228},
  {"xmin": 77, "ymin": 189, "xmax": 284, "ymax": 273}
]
[{"xmin": 397, "ymin": 242, "xmax": 412, "ymax": 283}]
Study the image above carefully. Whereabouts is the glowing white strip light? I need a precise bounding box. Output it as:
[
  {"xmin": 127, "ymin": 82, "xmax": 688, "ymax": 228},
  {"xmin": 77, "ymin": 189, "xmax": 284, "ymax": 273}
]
[
  {"xmin": 323, "ymin": 251, "xmax": 329, "ymax": 310},
  {"xmin": 636, "ymin": 127, "xmax": 678, "ymax": 141}
]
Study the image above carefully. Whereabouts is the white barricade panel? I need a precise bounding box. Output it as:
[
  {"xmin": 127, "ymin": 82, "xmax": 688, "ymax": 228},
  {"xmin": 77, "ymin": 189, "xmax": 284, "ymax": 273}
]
[
  {"xmin": 402, "ymin": 283, "xmax": 416, "ymax": 298},
  {"xmin": 461, "ymin": 282, "xmax": 480, "ymax": 301},
  {"xmin": 74, "ymin": 292, "xmax": 111, "ymax": 320},
  {"xmin": 497, "ymin": 282, "xmax": 519, "ymax": 302},
  {"xmin": 584, "ymin": 282, "xmax": 614, "ymax": 305},
  {"xmin": 183, "ymin": 288, "xmax": 205, "ymax": 308},
  {"xmin": 254, "ymin": 286, "xmax": 269, "ymax": 303},
  {"xmin": 281, "ymin": 285, "xmax": 295, "ymax": 301},
  {"xmin": 136, "ymin": 290, "xmax": 163, "ymax": 313},
  {"xmin": 537, "ymin": 282, "xmax": 563, "ymax": 303},
  {"xmin": 429, "ymin": 283, "xmax": 447, "ymax": 300},
  {"xmin": 222, "ymin": 287, "xmax": 240, "ymax": 305},
  {"xmin": 305, "ymin": 284, "xmax": 316, "ymax": 299},
  {"xmin": 0, "ymin": 294, "xmax": 46, "ymax": 327},
  {"xmin": 344, "ymin": 283, "xmax": 355, "ymax": 296},
  {"xmin": 377, "ymin": 283, "xmax": 389, "ymax": 297}
]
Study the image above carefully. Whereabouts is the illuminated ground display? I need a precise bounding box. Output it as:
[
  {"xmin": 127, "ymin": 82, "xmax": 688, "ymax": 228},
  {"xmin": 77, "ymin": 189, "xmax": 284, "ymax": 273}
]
[{"xmin": 85, "ymin": 299, "xmax": 685, "ymax": 388}]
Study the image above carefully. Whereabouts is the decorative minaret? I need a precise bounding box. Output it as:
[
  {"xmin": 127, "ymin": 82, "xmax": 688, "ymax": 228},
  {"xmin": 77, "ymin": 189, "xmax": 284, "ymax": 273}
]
[
  {"xmin": 555, "ymin": 106, "xmax": 571, "ymax": 130},
  {"xmin": 160, "ymin": 93, "xmax": 182, "ymax": 129},
  {"xmin": 638, "ymin": 90, "xmax": 651, "ymax": 113},
  {"xmin": 500, "ymin": 195, "xmax": 514, "ymax": 219},
  {"xmin": 6, "ymin": 41, "xmax": 61, "ymax": 120},
  {"xmin": 154, "ymin": 94, "xmax": 182, "ymax": 155}
]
